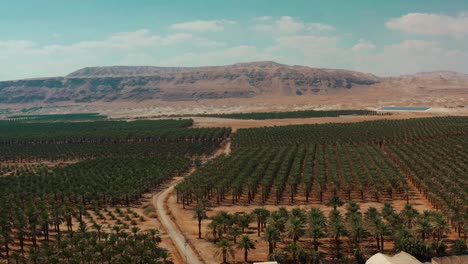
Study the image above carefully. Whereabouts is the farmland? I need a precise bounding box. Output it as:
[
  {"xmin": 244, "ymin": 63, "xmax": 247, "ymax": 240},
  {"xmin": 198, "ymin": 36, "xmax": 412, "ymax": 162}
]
[
  {"xmin": 0, "ymin": 115, "xmax": 466, "ymax": 263},
  {"xmin": 194, "ymin": 109, "xmax": 386, "ymax": 120},
  {"xmin": 175, "ymin": 117, "xmax": 467, "ymax": 263},
  {"xmin": 0, "ymin": 119, "xmax": 230, "ymax": 263}
]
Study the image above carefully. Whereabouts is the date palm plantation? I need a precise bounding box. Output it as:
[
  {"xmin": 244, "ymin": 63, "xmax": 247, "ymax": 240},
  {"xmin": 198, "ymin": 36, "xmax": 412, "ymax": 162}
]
[
  {"xmin": 177, "ymin": 117, "xmax": 467, "ymax": 263},
  {"xmin": 0, "ymin": 119, "xmax": 231, "ymax": 263},
  {"xmin": 1, "ymin": 0, "xmax": 468, "ymax": 263}
]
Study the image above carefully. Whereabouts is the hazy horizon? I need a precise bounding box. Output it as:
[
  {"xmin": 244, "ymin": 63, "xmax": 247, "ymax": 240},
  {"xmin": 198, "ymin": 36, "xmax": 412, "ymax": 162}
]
[{"xmin": 1, "ymin": 0, "xmax": 468, "ymax": 81}]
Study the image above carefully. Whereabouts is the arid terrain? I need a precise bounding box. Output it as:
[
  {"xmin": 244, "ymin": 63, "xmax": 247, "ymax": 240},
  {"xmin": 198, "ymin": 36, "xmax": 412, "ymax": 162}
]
[
  {"xmin": 0, "ymin": 62, "xmax": 467, "ymax": 264},
  {"xmin": 0, "ymin": 62, "xmax": 466, "ymax": 118}
]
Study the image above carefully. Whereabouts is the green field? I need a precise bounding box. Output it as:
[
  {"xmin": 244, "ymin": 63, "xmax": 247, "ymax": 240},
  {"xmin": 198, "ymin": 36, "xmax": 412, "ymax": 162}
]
[
  {"xmin": 0, "ymin": 119, "xmax": 230, "ymax": 263},
  {"xmin": 196, "ymin": 109, "xmax": 387, "ymax": 119},
  {"xmin": 7, "ymin": 113, "xmax": 107, "ymax": 121}
]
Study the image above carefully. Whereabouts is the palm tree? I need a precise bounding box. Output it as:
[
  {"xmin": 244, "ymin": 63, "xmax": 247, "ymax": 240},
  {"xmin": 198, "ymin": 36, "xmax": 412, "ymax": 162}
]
[
  {"xmin": 375, "ymin": 221, "xmax": 390, "ymax": 253},
  {"xmin": 416, "ymin": 214, "xmax": 433, "ymax": 242},
  {"xmin": 452, "ymin": 239, "xmax": 467, "ymax": 255},
  {"xmin": 328, "ymin": 209, "xmax": 347, "ymax": 259},
  {"xmin": 382, "ymin": 202, "xmax": 396, "ymax": 221},
  {"xmin": 287, "ymin": 242, "xmax": 307, "ymax": 262},
  {"xmin": 347, "ymin": 213, "xmax": 367, "ymax": 248},
  {"xmin": 194, "ymin": 206, "xmax": 206, "ymax": 239},
  {"xmin": 237, "ymin": 235, "xmax": 255, "ymax": 262},
  {"xmin": 0, "ymin": 217, "xmax": 12, "ymax": 259},
  {"xmin": 214, "ymin": 238, "xmax": 235, "ymax": 263},
  {"xmin": 345, "ymin": 201, "xmax": 361, "ymax": 220},
  {"xmin": 159, "ymin": 249, "xmax": 172, "ymax": 264},
  {"xmin": 286, "ymin": 216, "xmax": 306, "ymax": 243},
  {"xmin": 365, "ymin": 207, "xmax": 385, "ymax": 252},
  {"xmin": 212, "ymin": 211, "xmax": 233, "ymax": 239},
  {"xmin": 93, "ymin": 223, "xmax": 103, "ymax": 241},
  {"xmin": 252, "ymin": 208, "xmax": 270, "ymax": 236},
  {"xmin": 148, "ymin": 229, "xmax": 161, "ymax": 243},
  {"xmin": 207, "ymin": 220, "xmax": 221, "ymax": 243},
  {"xmin": 327, "ymin": 195, "xmax": 344, "ymax": 210},
  {"xmin": 262, "ymin": 225, "xmax": 280, "ymax": 256},
  {"xmin": 267, "ymin": 210, "xmax": 287, "ymax": 234},
  {"xmin": 229, "ymin": 226, "xmax": 242, "ymax": 244},
  {"xmin": 131, "ymin": 227, "xmax": 140, "ymax": 236},
  {"xmin": 290, "ymin": 207, "xmax": 306, "ymax": 222},
  {"xmin": 431, "ymin": 212, "xmax": 450, "ymax": 242},
  {"xmin": 236, "ymin": 214, "xmax": 251, "ymax": 233},
  {"xmin": 308, "ymin": 208, "xmax": 327, "ymax": 251},
  {"xmin": 400, "ymin": 203, "xmax": 419, "ymax": 229}
]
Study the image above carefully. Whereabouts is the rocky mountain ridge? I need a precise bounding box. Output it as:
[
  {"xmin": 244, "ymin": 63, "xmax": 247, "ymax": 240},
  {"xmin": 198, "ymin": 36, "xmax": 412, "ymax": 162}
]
[{"xmin": 0, "ymin": 61, "xmax": 466, "ymax": 104}]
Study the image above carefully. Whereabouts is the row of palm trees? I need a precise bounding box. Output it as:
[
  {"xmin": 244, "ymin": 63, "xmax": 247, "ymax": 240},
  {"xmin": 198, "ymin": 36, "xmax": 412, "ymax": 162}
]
[
  {"xmin": 232, "ymin": 116, "xmax": 468, "ymax": 149},
  {"xmin": 196, "ymin": 197, "xmax": 466, "ymax": 263},
  {"xmin": 386, "ymin": 137, "xmax": 467, "ymax": 239},
  {"xmin": 0, "ymin": 118, "xmax": 230, "ymax": 163},
  {"xmin": 177, "ymin": 141, "xmax": 411, "ymax": 208},
  {"xmin": 1, "ymin": 221, "xmax": 171, "ymax": 264},
  {"xmin": 0, "ymin": 119, "xmax": 232, "ymax": 262},
  {"xmin": 200, "ymin": 109, "xmax": 384, "ymax": 120}
]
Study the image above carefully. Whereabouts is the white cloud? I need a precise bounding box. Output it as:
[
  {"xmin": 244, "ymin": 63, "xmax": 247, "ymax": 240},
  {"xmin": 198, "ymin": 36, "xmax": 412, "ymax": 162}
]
[
  {"xmin": 160, "ymin": 33, "xmax": 193, "ymax": 45},
  {"xmin": 276, "ymin": 16, "xmax": 305, "ymax": 33},
  {"xmin": 161, "ymin": 45, "xmax": 274, "ymax": 67},
  {"xmin": 263, "ymin": 35, "xmax": 350, "ymax": 68},
  {"xmin": 254, "ymin": 16, "xmax": 334, "ymax": 34},
  {"xmin": 254, "ymin": 16, "xmax": 305, "ymax": 33},
  {"xmin": 307, "ymin": 23, "xmax": 335, "ymax": 32},
  {"xmin": 386, "ymin": 12, "xmax": 468, "ymax": 38},
  {"xmin": 254, "ymin": 16, "xmax": 273, "ymax": 21},
  {"xmin": 352, "ymin": 39, "xmax": 376, "ymax": 52},
  {"xmin": 0, "ymin": 40, "xmax": 35, "ymax": 49},
  {"xmin": 352, "ymin": 40, "xmax": 468, "ymax": 75},
  {"xmin": 193, "ymin": 39, "xmax": 226, "ymax": 47},
  {"xmin": 253, "ymin": 24, "xmax": 274, "ymax": 32},
  {"xmin": 171, "ymin": 20, "xmax": 235, "ymax": 32},
  {"xmin": 0, "ymin": 29, "xmax": 215, "ymax": 80},
  {"xmin": 275, "ymin": 35, "xmax": 338, "ymax": 52},
  {"xmin": 41, "ymin": 30, "xmax": 192, "ymax": 55},
  {"xmin": 2, "ymin": 16, "xmax": 468, "ymax": 81}
]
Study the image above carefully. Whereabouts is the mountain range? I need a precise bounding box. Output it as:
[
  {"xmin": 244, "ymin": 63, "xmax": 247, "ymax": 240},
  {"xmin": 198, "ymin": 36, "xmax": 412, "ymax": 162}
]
[{"xmin": 0, "ymin": 61, "xmax": 466, "ymax": 104}]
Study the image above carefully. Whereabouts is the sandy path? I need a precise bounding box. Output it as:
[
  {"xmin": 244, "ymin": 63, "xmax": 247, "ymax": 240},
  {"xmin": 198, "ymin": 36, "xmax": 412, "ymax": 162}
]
[
  {"xmin": 153, "ymin": 176, "xmax": 203, "ymax": 264},
  {"xmin": 152, "ymin": 139, "xmax": 230, "ymax": 264}
]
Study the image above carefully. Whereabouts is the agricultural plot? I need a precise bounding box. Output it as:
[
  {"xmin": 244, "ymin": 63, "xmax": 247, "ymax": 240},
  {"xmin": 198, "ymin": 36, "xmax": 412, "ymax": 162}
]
[
  {"xmin": 0, "ymin": 119, "xmax": 229, "ymax": 162},
  {"xmin": 7, "ymin": 113, "xmax": 107, "ymax": 121},
  {"xmin": 195, "ymin": 109, "xmax": 385, "ymax": 120},
  {"xmin": 176, "ymin": 116, "xmax": 468, "ymax": 262},
  {"xmin": 0, "ymin": 119, "xmax": 230, "ymax": 263}
]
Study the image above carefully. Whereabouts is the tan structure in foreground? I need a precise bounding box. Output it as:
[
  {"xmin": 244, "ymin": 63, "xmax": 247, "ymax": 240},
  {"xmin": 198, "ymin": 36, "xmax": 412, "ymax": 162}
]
[
  {"xmin": 431, "ymin": 255, "xmax": 468, "ymax": 264},
  {"xmin": 366, "ymin": 252, "xmax": 422, "ymax": 264}
]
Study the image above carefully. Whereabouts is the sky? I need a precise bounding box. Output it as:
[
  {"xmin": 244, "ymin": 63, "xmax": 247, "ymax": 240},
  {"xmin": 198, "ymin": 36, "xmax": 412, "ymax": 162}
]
[{"xmin": 0, "ymin": 0, "xmax": 467, "ymax": 80}]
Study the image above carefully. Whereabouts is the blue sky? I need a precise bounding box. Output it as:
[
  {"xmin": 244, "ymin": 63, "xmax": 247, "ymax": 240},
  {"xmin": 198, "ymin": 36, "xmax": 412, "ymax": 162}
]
[{"xmin": 1, "ymin": 0, "xmax": 467, "ymax": 80}]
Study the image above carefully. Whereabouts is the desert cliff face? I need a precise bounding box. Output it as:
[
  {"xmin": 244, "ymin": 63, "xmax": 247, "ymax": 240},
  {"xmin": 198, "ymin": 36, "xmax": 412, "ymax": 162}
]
[
  {"xmin": 0, "ymin": 62, "xmax": 466, "ymax": 106},
  {"xmin": 0, "ymin": 61, "xmax": 381, "ymax": 104}
]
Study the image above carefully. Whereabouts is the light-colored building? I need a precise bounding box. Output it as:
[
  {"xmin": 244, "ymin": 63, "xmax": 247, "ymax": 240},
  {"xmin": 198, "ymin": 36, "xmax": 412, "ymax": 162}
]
[
  {"xmin": 366, "ymin": 251, "xmax": 422, "ymax": 264},
  {"xmin": 431, "ymin": 255, "xmax": 468, "ymax": 264}
]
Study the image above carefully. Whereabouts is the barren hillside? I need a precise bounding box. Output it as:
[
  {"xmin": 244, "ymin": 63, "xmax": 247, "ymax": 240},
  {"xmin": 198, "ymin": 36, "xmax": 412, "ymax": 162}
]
[
  {"xmin": 0, "ymin": 61, "xmax": 380, "ymax": 104},
  {"xmin": 0, "ymin": 61, "xmax": 466, "ymax": 105}
]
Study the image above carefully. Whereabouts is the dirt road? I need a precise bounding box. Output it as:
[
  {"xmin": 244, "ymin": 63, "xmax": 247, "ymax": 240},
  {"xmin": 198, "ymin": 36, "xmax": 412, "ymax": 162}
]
[
  {"xmin": 153, "ymin": 176, "xmax": 202, "ymax": 264},
  {"xmin": 152, "ymin": 139, "xmax": 230, "ymax": 264}
]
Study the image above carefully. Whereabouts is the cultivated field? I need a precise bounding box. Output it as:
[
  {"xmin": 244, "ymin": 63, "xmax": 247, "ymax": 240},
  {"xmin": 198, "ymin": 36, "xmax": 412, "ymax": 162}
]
[
  {"xmin": 0, "ymin": 118, "xmax": 230, "ymax": 263},
  {"xmin": 0, "ymin": 113, "xmax": 466, "ymax": 264},
  {"xmin": 175, "ymin": 116, "xmax": 468, "ymax": 263}
]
